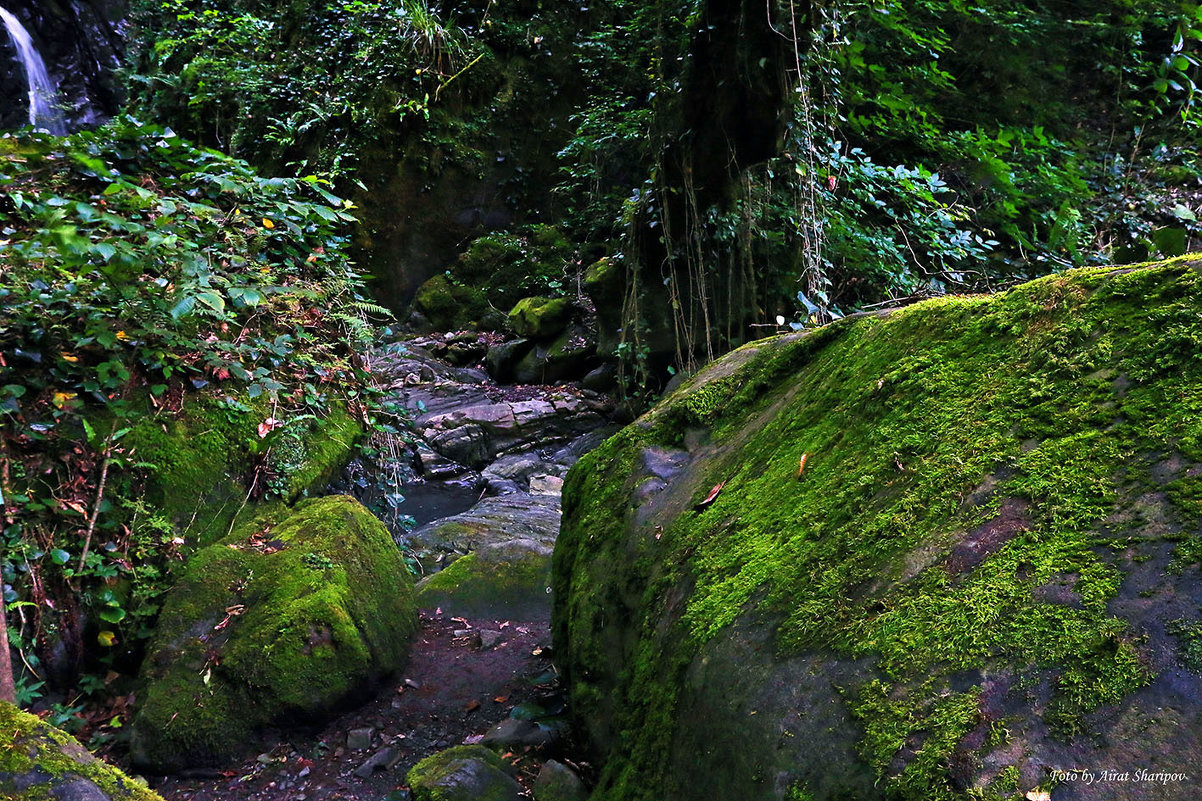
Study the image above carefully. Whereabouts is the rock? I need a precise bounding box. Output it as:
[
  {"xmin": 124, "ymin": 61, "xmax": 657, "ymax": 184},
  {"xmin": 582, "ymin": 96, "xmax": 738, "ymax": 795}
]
[
  {"xmin": 416, "ymin": 538, "xmax": 554, "ymax": 620},
  {"xmin": 512, "ymin": 326, "xmax": 596, "ymax": 384},
  {"xmin": 528, "ymin": 475, "xmax": 564, "ymax": 496},
  {"xmin": 486, "ymin": 339, "xmax": 535, "ymax": 383},
  {"xmin": 353, "ymin": 746, "xmax": 399, "ymax": 778},
  {"xmin": 581, "ymin": 363, "xmax": 617, "ymax": 393},
  {"xmin": 407, "ymin": 745, "xmax": 521, "ymax": 801},
  {"xmin": 508, "ymin": 296, "xmax": 572, "ymax": 340},
  {"xmin": 478, "ymin": 629, "xmax": 505, "ymax": 650},
  {"xmin": 407, "ymin": 493, "xmax": 561, "ymax": 569},
  {"xmin": 0, "ymin": 702, "xmax": 163, "ymax": 801},
  {"xmin": 553, "ymin": 263, "xmax": 1202, "ymax": 800},
  {"xmin": 533, "ymin": 760, "xmax": 587, "ymax": 801},
  {"xmin": 130, "ymin": 496, "xmax": 418, "ymax": 773},
  {"xmin": 347, "ymin": 727, "xmax": 375, "ymax": 751},
  {"xmin": 479, "ymin": 718, "xmax": 558, "ymax": 751},
  {"xmin": 413, "ymin": 275, "xmax": 491, "ymax": 331}
]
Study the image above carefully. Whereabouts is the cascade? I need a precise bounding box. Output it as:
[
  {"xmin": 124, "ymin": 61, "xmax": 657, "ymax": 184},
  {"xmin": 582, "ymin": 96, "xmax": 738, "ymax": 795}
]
[{"xmin": 0, "ymin": 5, "xmax": 65, "ymax": 134}]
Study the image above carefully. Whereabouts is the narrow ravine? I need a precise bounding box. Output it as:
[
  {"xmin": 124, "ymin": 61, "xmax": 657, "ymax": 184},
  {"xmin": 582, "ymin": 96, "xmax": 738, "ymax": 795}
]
[{"xmin": 153, "ymin": 332, "xmax": 615, "ymax": 801}]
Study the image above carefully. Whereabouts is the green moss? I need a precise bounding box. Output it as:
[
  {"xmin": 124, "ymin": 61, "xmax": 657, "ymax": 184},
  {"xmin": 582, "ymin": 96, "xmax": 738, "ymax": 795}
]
[
  {"xmin": 408, "ymin": 745, "xmax": 516, "ymax": 801},
  {"xmin": 414, "ymin": 544, "xmax": 552, "ymax": 618},
  {"xmin": 555, "ymin": 261, "xmax": 1202, "ymax": 800},
  {"xmin": 130, "ymin": 495, "xmax": 416, "ymax": 771},
  {"xmin": 415, "ymin": 274, "xmax": 492, "ymax": 330},
  {"xmin": 0, "ymin": 703, "xmax": 163, "ymax": 801},
  {"xmin": 508, "ymin": 296, "xmax": 572, "ymax": 339}
]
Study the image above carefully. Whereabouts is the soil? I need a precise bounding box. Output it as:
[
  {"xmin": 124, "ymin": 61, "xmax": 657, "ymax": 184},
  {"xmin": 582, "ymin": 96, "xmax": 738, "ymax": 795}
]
[{"xmin": 151, "ymin": 609, "xmax": 574, "ymax": 801}]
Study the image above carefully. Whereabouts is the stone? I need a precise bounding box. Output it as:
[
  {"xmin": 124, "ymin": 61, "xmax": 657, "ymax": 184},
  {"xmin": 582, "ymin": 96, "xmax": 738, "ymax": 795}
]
[
  {"xmin": 528, "ymin": 475, "xmax": 564, "ymax": 496},
  {"xmin": 553, "ymin": 263, "xmax": 1202, "ymax": 801},
  {"xmin": 347, "ymin": 727, "xmax": 375, "ymax": 751},
  {"xmin": 581, "ymin": 363, "xmax": 617, "ymax": 393},
  {"xmin": 353, "ymin": 746, "xmax": 399, "ymax": 778},
  {"xmin": 486, "ymin": 339, "xmax": 535, "ymax": 384},
  {"xmin": 480, "ymin": 718, "xmax": 558, "ymax": 751},
  {"xmin": 478, "ymin": 630, "xmax": 505, "ymax": 650},
  {"xmin": 130, "ymin": 496, "xmax": 418, "ymax": 773},
  {"xmin": 416, "ymin": 538, "xmax": 555, "ymax": 621},
  {"xmin": 507, "ymin": 296, "xmax": 572, "ymax": 340},
  {"xmin": 532, "ymin": 760, "xmax": 586, "ymax": 801},
  {"xmin": 407, "ymin": 745, "xmax": 521, "ymax": 801},
  {"xmin": 0, "ymin": 702, "xmax": 162, "ymax": 801},
  {"xmin": 407, "ymin": 493, "xmax": 561, "ymax": 570}
]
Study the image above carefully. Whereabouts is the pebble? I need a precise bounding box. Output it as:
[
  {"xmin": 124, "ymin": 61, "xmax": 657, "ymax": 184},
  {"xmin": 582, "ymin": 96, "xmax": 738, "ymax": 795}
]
[{"xmin": 347, "ymin": 726, "xmax": 375, "ymax": 750}]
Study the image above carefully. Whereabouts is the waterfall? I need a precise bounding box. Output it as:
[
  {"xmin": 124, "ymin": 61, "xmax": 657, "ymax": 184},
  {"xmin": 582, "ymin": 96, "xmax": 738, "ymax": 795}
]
[{"xmin": 1, "ymin": 5, "xmax": 66, "ymax": 135}]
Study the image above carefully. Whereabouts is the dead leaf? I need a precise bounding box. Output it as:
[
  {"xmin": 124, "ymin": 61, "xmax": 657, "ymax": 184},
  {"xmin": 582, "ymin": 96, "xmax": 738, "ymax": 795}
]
[
  {"xmin": 694, "ymin": 480, "xmax": 727, "ymax": 510},
  {"xmin": 493, "ymin": 695, "xmax": 510, "ymax": 704},
  {"xmin": 258, "ymin": 418, "xmax": 279, "ymax": 438},
  {"xmin": 464, "ymin": 700, "xmax": 480, "ymax": 713},
  {"xmin": 797, "ymin": 453, "xmax": 808, "ymax": 479}
]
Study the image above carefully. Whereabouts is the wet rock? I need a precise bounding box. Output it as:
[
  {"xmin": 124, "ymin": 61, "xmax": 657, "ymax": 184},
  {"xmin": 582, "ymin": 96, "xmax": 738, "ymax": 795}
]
[
  {"xmin": 407, "ymin": 493, "xmax": 561, "ymax": 569},
  {"xmin": 528, "ymin": 475, "xmax": 564, "ymax": 496},
  {"xmin": 486, "ymin": 339, "xmax": 535, "ymax": 383},
  {"xmin": 512, "ymin": 326, "xmax": 596, "ymax": 384},
  {"xmin": 533, "ymin": 760, "xmax": 587, "ymax": 801},
  {"xmin": 407, "ymin": 745, "xmax": 521, "ymax": 801},
  {"xmin": 508, "ymin": 296, "xmax": 572, "ymax": 339}
]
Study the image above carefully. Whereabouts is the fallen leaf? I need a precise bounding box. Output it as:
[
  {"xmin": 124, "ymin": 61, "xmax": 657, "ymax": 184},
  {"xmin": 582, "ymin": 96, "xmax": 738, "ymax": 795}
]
[
  {"xmin": 262, "ymin": 217, "xmax": 275, "ymax": 229},
  {"xmin": 797, "ymin": 453, "xmax": 808, "ymax": 479},
  {"xmin": 493, "ymin": 695, "xmax": 510, "ymax": 704},
  {"xmin": 464, "ymin": 700, "xmax": 480, "ymax": 713},
  {"xmin": 694, "ymin": 480, "xmax": 727, "ymax": 510}
]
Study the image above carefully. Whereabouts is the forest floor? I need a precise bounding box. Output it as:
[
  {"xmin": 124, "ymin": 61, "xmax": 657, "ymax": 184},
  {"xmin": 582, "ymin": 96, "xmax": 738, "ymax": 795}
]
[{"xmin": 152, "ymin": 609, "xmax": 571, "ymax": 800}]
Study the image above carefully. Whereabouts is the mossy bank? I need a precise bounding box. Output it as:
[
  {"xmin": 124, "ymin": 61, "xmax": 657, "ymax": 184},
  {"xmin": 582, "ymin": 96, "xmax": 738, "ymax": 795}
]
[
  {"xmin": 0, "ymin": 702, "xmax": 163, "ymax": 801},
  {"xmin": 553, "ymin": 259, "xmax": 1202, "ymax": 800},
  {"xmin": 130, "ymin": 495, "xmax": 418, "ymax": 773}
]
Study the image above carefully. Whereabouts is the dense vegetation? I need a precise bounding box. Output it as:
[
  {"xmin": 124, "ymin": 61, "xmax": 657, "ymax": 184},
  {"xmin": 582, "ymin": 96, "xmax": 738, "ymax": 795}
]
[{"xmin": 4, "ymin": 0, "xmax": 1202, "ymax": 763}]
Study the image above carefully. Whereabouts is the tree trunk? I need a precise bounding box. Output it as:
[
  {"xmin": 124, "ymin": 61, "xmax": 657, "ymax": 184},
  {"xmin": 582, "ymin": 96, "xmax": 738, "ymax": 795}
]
[{"xmin": 0, "ymin": 603, "xmax": 14, "ymax": 704}]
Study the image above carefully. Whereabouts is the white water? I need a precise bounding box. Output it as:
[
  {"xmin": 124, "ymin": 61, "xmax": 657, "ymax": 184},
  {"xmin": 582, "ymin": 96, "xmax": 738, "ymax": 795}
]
[{"xmin": 1, "ymin": 5, "xmax": 65, "ymax": 135}]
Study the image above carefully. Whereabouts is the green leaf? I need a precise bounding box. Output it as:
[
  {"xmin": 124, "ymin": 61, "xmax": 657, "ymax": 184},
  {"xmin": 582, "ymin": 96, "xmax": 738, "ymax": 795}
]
[
  {"xmin": 170, "ymin": 295, "xmax": 196, "ymax": 320},
  {"xmin": 197, "ymin": 291, "xmax": 226, "ymax": 313},
  {"xmin": 50, "ymin": 549, "xmax": 71, "ymax": 565},
  {"xmin": 97, "ymin": 606, "xmax": 127, "ymax": 623}
]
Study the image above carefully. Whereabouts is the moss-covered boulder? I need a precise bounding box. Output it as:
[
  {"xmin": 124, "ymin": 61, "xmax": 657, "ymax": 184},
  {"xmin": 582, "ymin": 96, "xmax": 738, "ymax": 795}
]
[
  {"xmin": 408, "ymin": 745, "xmax": 522, "ymax": 801},
  {"xmin": 130, "ymin": 495, "xmax": 417, "ymax": 773},
  {"xmin": 0, "ymin": 703, "xmax": 163, "ymax": 801},
  {"xmin": 414, "ymin": 274, "xmax": 493, "ymax": 332},
  {"xmin": 416, "ymin": 539, "xmax": 555, "ymax": 620},
  {"xmin": 554, "ymin": 261, "xmax": 1202, "ymax": 801},
  {"xmin": 508, "ymin": 296, "xmax": 572, "ymax": 340}
]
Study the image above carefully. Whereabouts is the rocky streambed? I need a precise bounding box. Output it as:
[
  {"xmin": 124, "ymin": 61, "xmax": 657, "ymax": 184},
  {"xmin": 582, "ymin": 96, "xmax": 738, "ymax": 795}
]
[{"xmin": 145, "ymin": 335, "xmax": 615, "ymax": 801}]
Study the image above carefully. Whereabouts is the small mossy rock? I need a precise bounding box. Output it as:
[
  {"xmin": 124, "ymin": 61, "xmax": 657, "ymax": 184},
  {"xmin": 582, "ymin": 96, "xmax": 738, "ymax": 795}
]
[
  {"xmin": 407, "ymin": 745, "xmax": 521, "ymax": 801},
  {"xmin": 507, "ymin": 296, "xmax": 572, "ymax": 340},
  {"xmin": 554, "ymin": 261, "xmax": 1202, "ymax": 801},
  {"xmin": 486, "ymin": 339, "xmax": 536, "ymax": 383},
  {"xmin": 533, "ymin": 760, "xmax": 587, "ymax": 801},
  {"xmin": 416, "ymin": 538, "xmax": 553, "ymax": 620},
  {"xmin": 583, "ymin": 257, "xmax": 622, "ymax": 357},
  {"xmin": 414, "ymin": 274, "xmax": 491, "ymax": 331},
  {"xmin": 130, "ymin": 495, "xmax": 417, "ymax": 773},
  {"xmin": 0, "ymin": 703, "xmax": 163, "ymax": 801}
]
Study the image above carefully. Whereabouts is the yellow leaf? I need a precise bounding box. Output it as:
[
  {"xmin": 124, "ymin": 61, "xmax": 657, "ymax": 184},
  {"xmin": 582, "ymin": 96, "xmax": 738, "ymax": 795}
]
[
  {"xmin": 52, "ymin": 391, "xmax": 75, "ymax": 409},
  {"xmin": 262, "ymin": 217, "xmax": 275, "ymax": 229},
  {"xmin": 97, "ymin": 630, "xmax": 117, "ymax": 647},
  {"xmin": 60, "ymin": 352, "xmax": 79, "ymax": 363},
  {"xmin": 115, "ymin": 330, "xmax": 130, "ymax": 341}
]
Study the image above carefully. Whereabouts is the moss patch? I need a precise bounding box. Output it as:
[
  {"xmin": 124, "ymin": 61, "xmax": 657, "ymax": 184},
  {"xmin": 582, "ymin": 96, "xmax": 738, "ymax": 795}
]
[
  {"xmin": 554, "ymin": 260, "xmax": 1202, "ymax": 800},
  {"xmin": 130, "ymin": 495, "xmax": 416, "ymax": 772},
  {"xmin": 415, "ymin": 541, "xmax": 553, "ymax": 620},
  {"xmin": 414, "ymin": 274, "xmax": 493, "ymax": 331},
  {"xmin": 0, "ymin": 702, "xmax": 163, "ymax": 801},
  {"xmin": 508, "ymin": 296, "xmax": 572, "ymax": 340},
  {"xmin": 408, "ymin": 745, "xmax": 519, "ymax": 801}
]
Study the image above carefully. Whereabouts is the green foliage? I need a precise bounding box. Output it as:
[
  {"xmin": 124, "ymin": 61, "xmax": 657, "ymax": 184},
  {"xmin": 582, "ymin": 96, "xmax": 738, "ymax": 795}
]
[
  {"xmin": 0, "ymin": 119, "xmax": 375, "ymax": 706},
  {"xmin": 124, "ymin": 0, "xmax": 482, "ymax": 176}
]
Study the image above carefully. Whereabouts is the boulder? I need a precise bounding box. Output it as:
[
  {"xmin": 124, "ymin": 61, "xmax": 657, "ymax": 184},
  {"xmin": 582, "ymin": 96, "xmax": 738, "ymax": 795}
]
[
  {"xmin": 0, "ymin": 702, "xmax": 163, "ymax": 801},
  {"xmin": 407, "ymin": 745, "xmax": 522, "ymax": 801},
  {"xmin": 554, "ymin": 262, "xmax": 1202, "ymax": 800},
  {"xmin": 414, "ymin": 274, "xmax": 492, "ymax": 332},
  {"xmin": 512, "ymin": 326, "xmax": 597, "ymax": 384},
  {"xmin": 508, "ymin": 296, "xmax": 572, "ymax": 340},
  {"xmin": 534, "ymin": 760, "xmax": 587, "ymax": 801},
  {"xmin": 416, "ymin": 538, "xmax": 554, "ymax": 621},
  {"xmin": 130, "ymin": 495, "xmax": 418, "ymax": 773}
]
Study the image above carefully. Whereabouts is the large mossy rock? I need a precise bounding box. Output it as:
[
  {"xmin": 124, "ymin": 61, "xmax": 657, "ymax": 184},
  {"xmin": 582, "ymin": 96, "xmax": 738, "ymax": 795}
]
[
  {"xmin": 553, "ymin": 261, "xmax": 1202, "ymax": 801},
  {"xmin": 130, "ymin": 495, "xmax": 417, "ymax": 773},
  {"xmin": 0, "ymin": 702, "xmax": 163, "ymax": 801},
  {"xmin": 508, "ymin": 296, "xmax": 572, "ymax": 340}
]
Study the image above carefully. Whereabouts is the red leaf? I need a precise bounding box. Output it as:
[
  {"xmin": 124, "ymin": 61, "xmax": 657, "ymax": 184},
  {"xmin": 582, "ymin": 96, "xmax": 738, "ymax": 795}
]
[{"xmin": 695, "ymin": 480, "xmax": 727, "ymax": 510}]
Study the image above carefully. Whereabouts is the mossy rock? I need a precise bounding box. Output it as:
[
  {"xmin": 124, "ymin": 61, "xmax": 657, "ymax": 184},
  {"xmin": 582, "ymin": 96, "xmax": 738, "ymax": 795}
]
[
  {"xmin": 123, "ymin": 394, "xmax": 361, "ymax": 548},
  {"xmin": 414, "ymin": 274, "xmax": 492, "ymax": 331},
  {"xmin": 415, "ymin": 539, "xmax": 554, "ymax": 620},
  {"xmin": 408, "ymin": 745, "xmax": 522, "ymax": 801},
  {"xmin": 130, "ymin": 495, "xmax": 417, "ymax": 773},
  {"xmin": 0, "ymin": 702, "xmax": 163, "ymax": 801},
  {"xmin": 511, "ymin": 326, "xmax": 596, "ymax": 384},
  {"xmin": 553, "ymin": 260, "xmax": 1202, "ymax": 800},
  {"xmin": 508, "ymin": 296, "xmax": 572, "ymax": 340}
]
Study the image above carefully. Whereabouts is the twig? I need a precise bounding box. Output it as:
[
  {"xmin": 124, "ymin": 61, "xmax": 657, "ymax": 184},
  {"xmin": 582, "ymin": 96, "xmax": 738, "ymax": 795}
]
[{"xmin": 79, "ymin": 419, "xmax": 119, "ymax": 573}]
